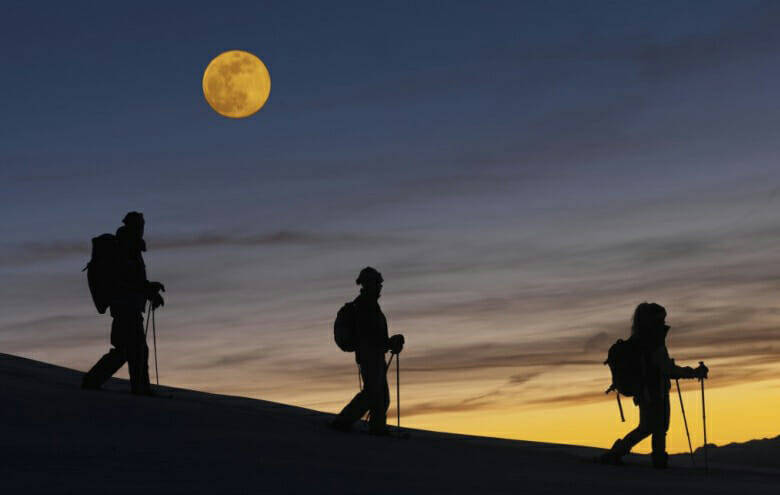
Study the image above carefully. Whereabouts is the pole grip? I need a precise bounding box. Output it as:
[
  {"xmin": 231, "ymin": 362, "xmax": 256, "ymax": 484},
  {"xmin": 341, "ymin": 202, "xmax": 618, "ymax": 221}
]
[{"xmin": 616, "ymin": 392, "xmax": 625, "ymax": 422}]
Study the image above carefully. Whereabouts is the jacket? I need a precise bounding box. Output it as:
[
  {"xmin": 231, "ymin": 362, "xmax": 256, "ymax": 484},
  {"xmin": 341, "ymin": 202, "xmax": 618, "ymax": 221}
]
[{"xmin": 353, "ymin": 293, "xmax": 389, "ymax": 364}]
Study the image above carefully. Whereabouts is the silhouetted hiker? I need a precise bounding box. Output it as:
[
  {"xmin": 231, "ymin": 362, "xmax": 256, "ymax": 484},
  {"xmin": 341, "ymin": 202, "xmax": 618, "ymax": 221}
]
[
  {"xmin": 81, "ymin": 212, "xmax": 165, "ymax": 395},
  {"xmin": 331, "ymin": 267, "xmax": 405, "ymax": 435},
  {"xmin": 600, "ymin": 302, "xmax": 708, "ymax": 469}
]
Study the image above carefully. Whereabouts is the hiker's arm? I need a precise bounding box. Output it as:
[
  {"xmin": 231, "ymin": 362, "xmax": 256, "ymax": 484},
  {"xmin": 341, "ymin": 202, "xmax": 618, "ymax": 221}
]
[
  {"xmin": 660, "ymin": 350, "xmax": 707, "ymax": 379},
  {"xmin": 655, "ymin": 347, "xmax": 695, "ymax": 379},
  {"xmin": 668, "ymin": 361, "xmax": 708, "ymax": 379},
  {"xmin": 667, "ymin": 360, "xmax": 696, "ymax": 379}
]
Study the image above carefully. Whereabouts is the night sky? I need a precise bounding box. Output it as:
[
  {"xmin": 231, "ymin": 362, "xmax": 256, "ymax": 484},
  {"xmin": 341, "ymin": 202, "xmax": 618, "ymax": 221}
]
[{"xmin": 2, "ymin": 1, "xmax": 779, "ymax": 451}]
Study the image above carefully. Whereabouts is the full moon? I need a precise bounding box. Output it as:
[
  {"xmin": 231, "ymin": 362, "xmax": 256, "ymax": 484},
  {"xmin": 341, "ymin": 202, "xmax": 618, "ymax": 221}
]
[{"xmin": 202, "ymin": 50, "xmax": 271, "ymax": 118}]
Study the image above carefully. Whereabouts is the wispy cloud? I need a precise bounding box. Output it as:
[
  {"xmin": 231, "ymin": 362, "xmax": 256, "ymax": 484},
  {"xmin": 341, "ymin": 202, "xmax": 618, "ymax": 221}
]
[
  {"xmin": 1, "ymin": 230, "xmax": 407, "ymax": 266},
  {"xmin": 632, "ymin": 1, "xmax": 780, "ymax": 81},
  {"xmin": 398, "ymin": 389, "xmax": 507, "ymax": 418}
]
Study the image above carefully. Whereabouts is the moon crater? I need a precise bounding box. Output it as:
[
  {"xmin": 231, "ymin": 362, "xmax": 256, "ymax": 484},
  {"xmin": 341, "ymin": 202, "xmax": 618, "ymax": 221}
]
[{"xmin": 202, "ymin": 50, "xmax": 270, "ymax": 118}]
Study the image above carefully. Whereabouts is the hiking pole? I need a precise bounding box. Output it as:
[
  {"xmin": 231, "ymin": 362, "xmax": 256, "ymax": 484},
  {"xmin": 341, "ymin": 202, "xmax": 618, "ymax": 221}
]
[
  {"xmin": 699, "ymin": 362, "xmax": 708, "ymax": 475},
  {"xmin": 144, "ymin": 301, "xmax": 152, "ymax": 336},
  {"xmin": 386, "ymin": 352, "xmax": 395, "ymax": 373},
  {"xmin": 676, "ymin": 378, "xmax": 695, "ymax": 466},
  {"xmin": 152, "ymin": 305, "xmax": 159, "ymax": 385},
  {"xmin": 140, "ymin": 301, "xmax": 152, "ymax": 390},
  {"xmin": 396, "ymin": 351, "xmax": 400, "ymax": 431},
  {"xmin": 605, "ymin": 386, "xmax": 625, "ymax": 422}
]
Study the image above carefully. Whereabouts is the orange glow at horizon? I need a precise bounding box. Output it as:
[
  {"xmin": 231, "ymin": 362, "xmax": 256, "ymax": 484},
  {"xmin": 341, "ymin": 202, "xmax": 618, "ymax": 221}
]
[
  {"xmin": 401, "ymin": 379, "xmax": 780, "ymax": 454},
  {"xmin": 161, "ymin": 361, "xmax": 780, "ymax": 455}
]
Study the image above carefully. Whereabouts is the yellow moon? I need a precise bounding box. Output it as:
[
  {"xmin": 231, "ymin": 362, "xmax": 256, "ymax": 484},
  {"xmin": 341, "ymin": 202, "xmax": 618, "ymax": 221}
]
[{"xmin": 202, "ymin": 50, "xmax": 271, "ymax": 118}]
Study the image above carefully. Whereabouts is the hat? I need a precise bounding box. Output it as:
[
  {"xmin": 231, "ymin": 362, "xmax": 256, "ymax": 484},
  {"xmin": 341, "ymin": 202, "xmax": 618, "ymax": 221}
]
[
  {"xmin": 122, "ymin": 211, "xmax": 145, "ymax": 226},
  {"xmin": 356, "ymin": 266, "xmax": 383, "ymax": 285}
]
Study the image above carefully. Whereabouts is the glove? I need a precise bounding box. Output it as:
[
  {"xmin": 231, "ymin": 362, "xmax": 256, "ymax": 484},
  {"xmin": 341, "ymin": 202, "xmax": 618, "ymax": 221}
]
[
  {"xmin": 150, "ymin": 292, "xmax": 165, "ymax": 310},
  {"xmin": 695, "ymin": 363, "xmax": 708, "ymax": 379},
  {"xmin": 389, "ymin": 334, "xmax": 405, "ymax": 354},
  {"xmin": 148, "ymin": 281, "xmax": 166, "ymax": 293},
  {"xmin": 146, "ymin": 281, "xmax": 165, "ymax": 309}
]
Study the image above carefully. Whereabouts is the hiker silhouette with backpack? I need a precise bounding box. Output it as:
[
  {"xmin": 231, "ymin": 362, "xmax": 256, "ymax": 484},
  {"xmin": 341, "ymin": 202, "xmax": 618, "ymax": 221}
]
[
  {"xmin": 331, "ymin": 267, "xmax": 405, "ymax": 436},
  {"xmin": 600, "ymin": 302, "xmax": 708, "ymax": 469},
  {"xmin": 81, "ymin": 212, "xmax": 165, "ymax": 395}
]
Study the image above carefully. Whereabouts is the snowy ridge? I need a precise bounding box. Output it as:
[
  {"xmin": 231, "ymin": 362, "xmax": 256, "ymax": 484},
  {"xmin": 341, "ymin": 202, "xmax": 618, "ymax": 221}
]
[{"xmin": 1, "ymin": 352, "xmax": 777, "ymax": 494}]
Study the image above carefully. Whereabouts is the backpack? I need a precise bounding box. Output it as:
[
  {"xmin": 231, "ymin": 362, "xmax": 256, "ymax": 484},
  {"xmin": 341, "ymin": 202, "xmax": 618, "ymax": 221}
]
[
  {"xmin": 604, "ymin": 337, "xmax": 644, "ymax": 396},
  {"xmin": 83, "ymin": 233, "xmax": 119, "ymax": 314},
  {"xmin": 334, "ymin": 301, "xmax": 358, "ymax": 352}
]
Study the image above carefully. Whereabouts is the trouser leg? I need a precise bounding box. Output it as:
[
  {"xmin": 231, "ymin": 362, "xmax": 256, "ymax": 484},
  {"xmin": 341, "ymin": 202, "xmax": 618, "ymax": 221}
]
[
  {"xmin": 124, "ymin": 313, "xmax": 150, "ymax": 393},
  {"xmin": 127, "ymin": 340, "xmax": 150, "ymax": 394},
  {"xmin": 648, "ymin": 395, "xmax": 670, "ymax": 453},
  {"xmin": 334, "ymin": 353, "xmax": 388, "ymax": 430},
  {"xmin": 610, "ymin": 398, "xmax": 664, "ymax": 457},
  {"xmin": 362, "ymin": 355, "xmax": 389, "ymax": 432},
  {"xmin": 82, "ymin": 317, "xmax": 130, "ymax": 388},
  {"xmin": 651, "ymin": 395, "xmax": 671, "ymax": 467},
  {"xmin": 651, "ymin": 428, "xmax": 667, "ymax": 457},
  {"xmin": 82, "ymin": 348, "xmax": 126, "ymax": 388},
  {"xmin": 335, "ymin": 390, "xmax": 370, "ymax": 426},
  {"xmin": 112, "ymin": 311, "xmax": 150, "ymax": 393},
  {"xmin": 612, "ymin": 425, "xmax": 650, "ymax": 457},
  {"xmin": 367, "ymin": 376, "xmax": 389, "ymax": 431}
]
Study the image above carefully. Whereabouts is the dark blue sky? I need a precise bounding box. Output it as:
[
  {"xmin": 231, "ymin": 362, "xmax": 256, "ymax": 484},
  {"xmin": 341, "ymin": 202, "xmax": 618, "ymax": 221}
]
[
  {"xmin": 3, "ymin": 0, "xmax": 777, "ymax": 240},
  {"xmin": 2, "ymin": 1, "xmax": 780, "ymax": 447},
  {"xmin": 4, "ymin": 1, "xmax": 772, "ymax": 171}
]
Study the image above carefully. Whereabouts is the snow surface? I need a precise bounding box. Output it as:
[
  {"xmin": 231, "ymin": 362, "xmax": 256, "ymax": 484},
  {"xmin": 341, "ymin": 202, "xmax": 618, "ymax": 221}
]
[{"xmin": 1, "ymin": 352, "xmax": 777, "ymax": 494}]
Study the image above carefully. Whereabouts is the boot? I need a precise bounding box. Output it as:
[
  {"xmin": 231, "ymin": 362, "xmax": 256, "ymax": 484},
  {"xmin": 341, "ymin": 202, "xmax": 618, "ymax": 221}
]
[
  {"xmin": 652, "ymin": 451, "xmax": 668, "ymax": 470},
  {"xmin": 598, "ymin": 440, "xmax": 626, "ymax": 465}
]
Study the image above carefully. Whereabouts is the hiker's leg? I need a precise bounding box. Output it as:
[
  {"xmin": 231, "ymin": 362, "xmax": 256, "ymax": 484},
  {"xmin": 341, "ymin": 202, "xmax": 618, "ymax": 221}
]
[
  {"xmin": 651, "ymin": 395, "xmax": 671, "ymax": 468},
  {"xmin": 361, "ymin": 355, "xmax": 388, "ymax": 432},
  {"xmin": 82, "ymin": 348, "xmax": 125, "ymax": 388},
  {"xmin": 367, "ymin": 376, "xmax": 389, "ymax": 432},
  {"xmin": 612, "ymin": 402, "xmax": 654, "ymax": 456},
  {"xmin": 335, "ymin": 389, "xmax": 370, "ymax": 426},
  {"xmin": 121, "ymin": 312, "xmax": 150, "ymax": 394},
  {"xmin": 82, "ymin": 317, "xmax": 128, "ymax": 388},
  {"xmin": 334, "ymin": 360, "xmax": 375, "ymax": 426},
  {"xmin": 132, "ymin": 315, "xmax": 151, "ymax": 394},
  {"xmin": 612, "ymin": 429, "xmax": 650, "ymax": 457},
  {"xmin": 130, "ymin": 340, "xmax": 151, "ymax": 394}
]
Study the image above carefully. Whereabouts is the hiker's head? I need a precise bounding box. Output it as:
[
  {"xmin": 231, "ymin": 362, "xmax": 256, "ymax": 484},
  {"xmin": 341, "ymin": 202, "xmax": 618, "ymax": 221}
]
[
  {"xmin": 122, "ymin": 211, "xmax": 145, "ymax": 239},
  {"xmin": 631, "ymin": 302, "xmax": 667, "ymax": 337},
  {"xmin": 119, "ymin": 211, "xmax": 146, "ymax": 253},
  {"xmin": 356, "ymin": 266, "xmax": 383, "ymax": 298}
]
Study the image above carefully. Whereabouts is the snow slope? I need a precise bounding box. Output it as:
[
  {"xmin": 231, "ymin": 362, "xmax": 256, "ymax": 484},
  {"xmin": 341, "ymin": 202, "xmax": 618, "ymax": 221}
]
[{"xmin": 1, "ymin": 353, "xmax": 777, "ymax": 494}]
